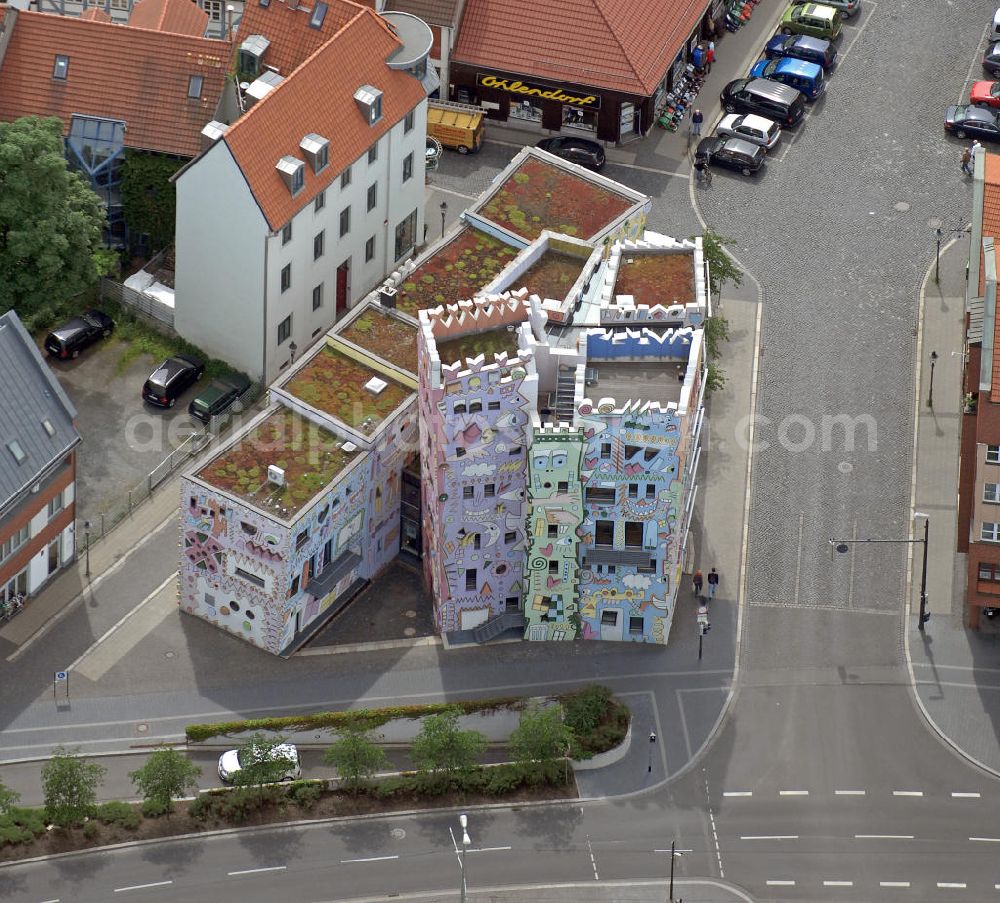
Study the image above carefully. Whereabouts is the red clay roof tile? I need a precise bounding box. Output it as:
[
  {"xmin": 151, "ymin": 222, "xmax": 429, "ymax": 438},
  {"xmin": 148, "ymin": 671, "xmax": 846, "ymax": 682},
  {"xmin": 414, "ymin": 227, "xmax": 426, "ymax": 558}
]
[
  {"xmin": 129, "ymin": 0, "xmax": 209, "ymax": 37},
  {"xmin": 80, "ymin": 7, "xmax": 113, "ymax": 21},
  {"xmin": 454, "ymin": 0, "xmax": 707, "ymax": 96},
  {"xmin": 0, "ymin": 8, "xmax": 229, "ymax": 157},
  {"xmin": 222, "ymin": 7, "xmax": 425, "ymax": 231}
]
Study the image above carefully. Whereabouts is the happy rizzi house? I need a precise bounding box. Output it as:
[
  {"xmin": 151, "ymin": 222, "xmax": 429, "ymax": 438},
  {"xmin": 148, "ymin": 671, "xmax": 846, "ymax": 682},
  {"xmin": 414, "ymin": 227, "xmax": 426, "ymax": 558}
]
[{"xmin": 178, "ymin": 147, "xmax": 708, "ymax": 653}]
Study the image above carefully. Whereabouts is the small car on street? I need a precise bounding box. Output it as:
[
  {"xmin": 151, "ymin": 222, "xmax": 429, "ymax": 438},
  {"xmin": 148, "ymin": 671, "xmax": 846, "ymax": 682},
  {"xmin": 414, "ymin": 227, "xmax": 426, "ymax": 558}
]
[
  {"xmin": 971, "ymin": 80, "xmax": 1000, "ymax": 109},
  {"xmin": 765, "ymin": 34, "xmax": 838, "ymax": 70},
  {"xmin": 218, "ymin": 743, "xmax": 301, "ymax": 783},
  {"xmin": 715, "ymin": 113, "xmax": 782, "ymax": 151},
  {"xmin": 44, "ymin": 310, "xmax": 114, "ymax": 360},
  {"xmin": 945, "ymin": 104, "xmax": 1000, "ymax": 141},
  {"xmin": 720, "ymin": 78, "xmax": 806, "ymax": 126},
  {"xmin": 189, "ymin": 374, "xmax": 252, "ymax": 424},
  {"xmin": 779, "ymin": 2, "xmax": 844, "ymax": 40},
  {"xmin": 142, "ymin": 354, "xmax": 205, "ymax": 408},
  {"xmin": 749, "ymin": 57, "xmax": 826, "ymax": 101},
  {"xmin": 536, "ymin": 136, "xmax": 606, "ymax": 170},
  {"xmin": 985, "ymin": 42, "xmax": 1000, "ymax": 77},
  {"xmin": 695, "ymin": 137, "xmax": 766, "ymax": 176},
  {"xmin": 789, "ymin": 0, "xmax": 859, "ymax": 17}
]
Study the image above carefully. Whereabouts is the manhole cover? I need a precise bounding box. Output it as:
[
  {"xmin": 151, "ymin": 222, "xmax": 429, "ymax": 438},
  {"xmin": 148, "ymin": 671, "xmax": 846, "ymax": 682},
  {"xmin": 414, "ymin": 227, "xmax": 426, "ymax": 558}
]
[
  {"xmin": 894, "ymin": 202, "xmax": 910, "ymax": 212},
  {"xmin": 838, "ymin": 462, "xmax": 854, "ymax": 474},
  {"xmin": 164, "ymin": 650, "xmax": 175, "ymax": 659},
  {"xmin": 403, "ymin": 627, "xmax": 417, "ymax": 637},
  {"xmin": 404, "ymin": 609, "xmax": 417, "ymax": 619},
  {"xmin": 391, "ymin": 828, "xmax": 406, "ymax": 840},
  {"xmin": 136, "ymin": 723, "xmax": 149, "ymax": 734}
]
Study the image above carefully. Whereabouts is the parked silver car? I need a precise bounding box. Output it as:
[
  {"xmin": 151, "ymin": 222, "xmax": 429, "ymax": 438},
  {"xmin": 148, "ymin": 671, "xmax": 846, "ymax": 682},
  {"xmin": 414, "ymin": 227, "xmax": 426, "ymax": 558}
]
[
  {"xmin": 218, "ymin": 743, "xmax": 301, "ymax": 783},
  {"xmin": 715, "ymin": 113, "xmax": 782, "ymax": 151}
]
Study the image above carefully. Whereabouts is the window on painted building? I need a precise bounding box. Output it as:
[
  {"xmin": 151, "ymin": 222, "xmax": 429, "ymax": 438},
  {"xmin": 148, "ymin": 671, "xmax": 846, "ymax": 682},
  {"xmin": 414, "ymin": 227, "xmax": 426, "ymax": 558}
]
[
  {"xmin": 624, "ymin": 521, "xmax": 643, "ymax": 549},
  {"xmin": 557, "ymin": 481, "xmax": 568, "ymax": 492},
  {"xmin": 339, "ymin": 206, "xmax": 351, "ymax": 237},
  {"xmin": 646, "ymin": 484, "xmax": 656, "ymax": 499},
  {"xmin": 638, "ymin": 559, "xmax": 656, "ymax": 574},
  {"xmin": 454, "ymin": 402, "xmax": 466, "ymax": 414},
  {"xmin": 365, "ymin": 236, "xmax": 376, "ymax": 262},
  {"xmin": 188, "ymin": 75, "xmax": 204, "ymax": 99},
  {"xmin": 600, "ymin": 610, "xmax": 618, "ymax": 626},
  {"xmin": 404, "ymin": 109, "xmax": 415, "ymax": 133},
  {"xmin": 607, "ymin": 564, "xmax": 616, "ymax": 575},
  {"xmin": 368, "ymin": 142, "xmax": 379, "ymax": 164},
  {"xmin": 585, "ymin": 487, "xmax": 615, "ymax": 503},
  {"xmin": 0, "ymin": 525, "xmax": 29, "ymax": 564},
  {"xmin": 47, "ymin": 491, "xmax": 64, "ymax": 519},
  {"xmin": 505, "ymin": 596, "xmax": 520, "ymax": 610},
  {"xmin": 629, "ymin": 616, "xmax": 644, "ymax": 635},
  {"xmin": 367, "ymin": 183, "xmax": 377, "ymax": 212},
  {"xmin": 509, "ymin": 446, "xmax": 522, "ymax": 456},
  {"xmin": 595, "ymin": 520, "xmax": 614, "ymax": 546},
  {"xmin": 204, "ymin": 593, "xmax": 216, "ymax": 609},
  {"xmin": 240, "ymin": 520, "xmax": 257, "ymax": 535},
  {"xmin": 230, "ymin": 600, "xmax": 241, "ymax": 612},
  {"xmin": 53, "ymin": 55, "xmax": 69, "ymax": 80},
  {"xmin": 987, "ymin": 483, "xmax": 1000, "ymax": 503},
  {"xmin": 296, "ymin": 529, "xmax": 309, "ymax": 550},
  {"xmin": 547, "ymin": 524, "xmax": 558, "ymax": 539},
  {"xmin": 473, "ymin": 533, "xmax": 481, "ymax": 550},
  {"xmin": 313, "ymin": 283, "xmax": 323, "ymax": 310},
  {"xmin": 600, "ymin": 442, "xmax": 611, "ymax": 459},
  {"xmin": 291, "ymin": 575, "xmax": 300, "ymax": 596},
  {"xmin": 469, "ymin": 401, "xmax": 482, "ymax": 413},
  {"xmin": 455, "ymin": 447, "xmax": 466, "ymax": 458},
  {"xmin": 644, "ymin": 448, "xmax": 657, "ymax": 462},
  {"xmin": 280, "ymin": 264, "xmax": 291, "ymax": 293},
  {"xmin": 624, "ymin": 444, "xmax": 641, "ymax": 459},
  {"xmin": 628, "ymin": 484, "xmax": 638, "ymax": 499},
  {"xmin": 484, "ymin": 484, "xmax": 495, "ymax": 497},
  {"xmin": 402, "ymin": 152, "xmax": 414, "ymax": 183},
  {"xmin": 488, "ymin": 401, "xmax": 500, "ymax": 411},
  {"xmin": 315, "ymin": 190, "xmax": 326, "ymax": 212},
  {"xmin": 504, "ymin": 531, "xmax": 516, "ymax": 543},
  {"xmin": 979, "ymin": 564, "xmax": 1000, "ymax": 581},
  {"xmin": 984, "ymin": 523, "xmax": 1000, "ymax": 542},
  {"xmin": 548, "ymin": 560, "xmax": 558, "ymax": 574},
  {"xmin": 282, "ymin": 222, "xmax": 292, "ymax": 245},
  {"xmin": 341, "ymin": 166, "xmax": 352, "ymax": 189},
  {"xmin": 463, "ymin": 486, "xmax": 474, "ymax": 499},
  {"xmin": 314, "ymin": 230, "xmax": 325, "ymax": 260},
  {"xmin": 465, "ymin": 568, "xmax": 477, "ymax": 591},
  {"xmin": 277, "ymin": 315, "xmax": 292, "ymax": 345},
  {"xmin": 235, "ymin": 567, "xmax": 265, "ymax": 588}
]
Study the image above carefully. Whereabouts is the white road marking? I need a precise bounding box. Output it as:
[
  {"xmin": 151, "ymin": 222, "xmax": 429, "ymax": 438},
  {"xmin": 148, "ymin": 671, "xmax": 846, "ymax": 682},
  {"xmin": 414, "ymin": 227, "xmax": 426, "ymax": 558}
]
[
  {"xmin": 227, "ymin": 866, "xmax": 286, "ymax": 876},
  {"xmin": 938, "ymin": 882, "xmax": 967, "ymax": 889},
  {"xmin": 740, "ymin": 835, "xmax": 798, "ymax": 840},
  {"xmin": 823, "ymin": 881, "xmax": 853, "ymax": 887},
  {"xmin": 835, "ymin": 789, "xmax": 866, "ymax": 796},
  {"xmin": 39, "ymin": 899, "xmax": 61, "ymax": 903},
  {"xmin": 970, "ymin": 837, "xmax": 1000, "ymax": 843},
  {"xmin": 766, "ymin": 880, "xmax": 795, "ymax": 886},
  {"xmin": 341, "ymin": 856, "xmax": 399, "ymax": 863},
  {"xmin": 586, "ymin": 833, "xmax": 599, "ymax": 880},
  {"xmin": 880, "ymin": 881, "xmax": 911, "ymax": 888},
  {"xmin": 953, "ymin": 792, "xmax": 982, "ymax": 798},
  {"xmin": 779, "ymin": 790, "xmax": 808, "ymax": 796},
  {"xmin": 114, "ymin": 881, "xmax": 173, "ymax": 893},
  {"xmin": 893, "ymin": 790, "xmax": 923, "ymax": 796},
  {"xmin": 794, "ymin": 512, "xmax": 804, "ymax": 604},
  {"xmin": 468, "ymin": 846, "xmax": 512, "ymax": 853},
  {"xmin": 705, "ymin": 775, "xmax": 724, "ymax": 878},
  {"xmin": 855, "ymin": 834, "xmax": 914, "ymax": 840},
  {"xmin": 723, "ymin": 791, "xmax": 752, "ymax": 797}
]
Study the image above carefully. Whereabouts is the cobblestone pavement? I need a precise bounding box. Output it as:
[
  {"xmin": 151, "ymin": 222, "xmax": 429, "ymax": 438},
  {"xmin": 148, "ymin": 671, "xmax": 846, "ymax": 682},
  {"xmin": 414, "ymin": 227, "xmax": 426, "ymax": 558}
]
[{"xmin": 695, "ymin": 2, "xmax": 986, "ymax": 669}]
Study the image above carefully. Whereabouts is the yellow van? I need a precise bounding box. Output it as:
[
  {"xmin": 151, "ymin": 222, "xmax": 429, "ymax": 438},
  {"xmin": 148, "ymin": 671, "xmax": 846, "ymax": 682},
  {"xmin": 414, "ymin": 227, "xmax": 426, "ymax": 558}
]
[{"xmin": 426, "ymin": 100, "xmax": 485, "ymax": 154}]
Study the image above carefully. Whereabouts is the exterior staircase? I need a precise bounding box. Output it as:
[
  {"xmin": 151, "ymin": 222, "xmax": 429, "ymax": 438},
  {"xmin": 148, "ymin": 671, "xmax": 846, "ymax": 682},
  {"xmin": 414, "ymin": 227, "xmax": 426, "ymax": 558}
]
[
  {"xmin": 472, "ymin": 610, "xmax": 526, "ymax": 644},
  {"xmin": 554, "ymin": 370, "xmax": 576, "ymax": 422}
]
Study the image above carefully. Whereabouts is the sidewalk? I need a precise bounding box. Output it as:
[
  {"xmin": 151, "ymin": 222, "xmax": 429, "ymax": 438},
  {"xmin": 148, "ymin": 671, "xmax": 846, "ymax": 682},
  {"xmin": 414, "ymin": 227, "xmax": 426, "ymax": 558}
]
[{"xmin": 909, "ymin": 238, "xmax": 1000, "ymax": 776}]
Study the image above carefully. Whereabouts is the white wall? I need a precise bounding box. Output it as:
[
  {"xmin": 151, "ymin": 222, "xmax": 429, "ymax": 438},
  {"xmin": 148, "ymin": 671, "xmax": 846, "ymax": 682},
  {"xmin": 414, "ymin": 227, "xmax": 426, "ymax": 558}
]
[{"xmin": 175, "ymin": 141, "xmax": 268, "ymax": 379}]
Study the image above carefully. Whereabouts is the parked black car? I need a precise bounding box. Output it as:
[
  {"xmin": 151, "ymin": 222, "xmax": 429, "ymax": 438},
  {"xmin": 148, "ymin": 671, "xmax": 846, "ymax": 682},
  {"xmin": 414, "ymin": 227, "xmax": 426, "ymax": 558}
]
[
  {"xmin": 985, "ymin": 42, "xmax": 1000, "ymax": 77},
  {"xmin": 44, "ymin": 310, "xmax": 114, "ymax": 359},
  {"xmin": 188, "ymin": 374, "xmax": 252, "ymax": 424},
  {"xmin": 696, "ymin": 137, "xmax": 766, "ymax": 175},
  {"xmin": 945, "ymin": 104, "xmax": 1000, "ymax": 141},
  {"xmin": 720, "ymin": 78, "xmax": 806, "ymax": 127},
  {"xmin": 536, "ymin": 137, "xmax": 606, "ymax": 170},
  {"xmin": 142, "ymin": 355, "xmax": 205, "ymax": 408}
]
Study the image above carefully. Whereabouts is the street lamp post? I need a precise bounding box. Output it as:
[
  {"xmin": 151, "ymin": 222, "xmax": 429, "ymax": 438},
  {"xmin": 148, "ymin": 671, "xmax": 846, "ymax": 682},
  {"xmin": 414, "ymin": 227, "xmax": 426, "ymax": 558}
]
[
  {"xmin": 648, "ymin": 730, "xmax": 656, "ymax": 773},
  {"xmin": 458, "ymin": 812, "xmax": 470, "ymax": 903},
  {"xmin": 935, "ymin": 227, "xmax": 943, "ymax": 283},
  {"xmin": 830, "ymin": 513, "xmax": 930, "ymax": 631},
  {"xmin": 440, "ymin": 201, "xmax": 448, "ymax": 237},
  {"xmin": 927, "ymin": 350, "xmax": 938, "ymax": 409},
  {"xmin": 668, "ymin": 840, "xmax": 686, "ymax": 902},
  {"xmin": 83, "ymin": 520, "xmax": 91, "ymax": 579}
]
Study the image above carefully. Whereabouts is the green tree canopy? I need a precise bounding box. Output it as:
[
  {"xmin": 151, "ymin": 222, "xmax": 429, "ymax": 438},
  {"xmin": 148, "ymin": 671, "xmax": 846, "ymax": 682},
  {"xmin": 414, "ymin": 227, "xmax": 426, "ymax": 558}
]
[
  {"xmin": 509, "ymin": 703, "xmax": 572, "ymax": 771},
  {"xmin": 411, "ymin": 708, "xmax": 487, "ymax": 784},
  {"xmin": 41, "ymin": 746, "xmax": 106, "ymax": 828},
  {"xmin": 231, "ymin": 733, "xmax": 297, "ymax": 787},
  {"xmin": 323, "ymin": 725, "xmax": 389, "ymax": 794},
  {"xmin": 0, "ymin": 781, "xmax": 20, "ymax": 817},
  {"xmin": 0, "ymin": 116, "xmax": 107, "ymax": 316},
  {"xmin": 129, "ymin": 747, "xmax": 202, "ymax": 813}
]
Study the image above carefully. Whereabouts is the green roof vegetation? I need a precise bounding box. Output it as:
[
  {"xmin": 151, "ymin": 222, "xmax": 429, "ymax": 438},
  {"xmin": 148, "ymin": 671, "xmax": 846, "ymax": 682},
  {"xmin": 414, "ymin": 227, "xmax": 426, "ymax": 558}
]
[
  {"xmin": 517, "ymin": 250, "xmax": 586, "ymax": 300},
  {"xmin": 614, "ymin": 251, "xmax": 695, "ymax": 307},
  {"xmin": 338, "ymin": 306, "xmax": 418, "ymax": 373},
  {"xmin": 435, "ymin": 327, "xmax": 520, "ymax": 367}
]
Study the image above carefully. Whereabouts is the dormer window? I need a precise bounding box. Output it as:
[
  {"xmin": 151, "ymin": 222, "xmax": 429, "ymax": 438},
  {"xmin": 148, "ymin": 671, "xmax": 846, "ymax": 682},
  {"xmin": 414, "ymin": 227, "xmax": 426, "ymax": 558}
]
[
  {"xmin": 354, "ymin": 85, "xmax": 384, "ymax": 125},
  {"xmin": 239, "ymin": 34, "xmax": 270, "ymax": 79},
  {"xmin": 188, "ymin": 75, "xmax": 204, "ymax": 99},
  {"xmin": 276, "ymin": 155, "xmax": 306, "ymax": 197},
  {"xmin": 53, "ymin": 55, "xmax": 69, "ymax": 80},
  {"xmin": 300, "ymin": 133, "xmax": 330, "ymax": 174},
  {"xmin": 310, "ymin": 1, "xmax": 328, "ymax": 28}
]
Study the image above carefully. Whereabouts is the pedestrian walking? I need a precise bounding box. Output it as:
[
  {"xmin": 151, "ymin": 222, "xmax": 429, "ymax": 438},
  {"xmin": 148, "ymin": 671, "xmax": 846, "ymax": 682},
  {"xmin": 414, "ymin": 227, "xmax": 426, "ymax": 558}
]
[
  {"xmin": 691, "ymin": 108, "xmax": 704, "ymax": 138},
  {"xmin": 693, "ymin": 569, "xmax": 704, "ymax": 597},
  {"xmin": 961, "ymin": 146, "xmax": 973, "ymax": 176},
  {"xmin": 707, "ymin": 567, "xmax": 720, "ymax": 601},
  {"xmin": 706, "ymin": 40, "xmax": 716, "ymax": 71}
]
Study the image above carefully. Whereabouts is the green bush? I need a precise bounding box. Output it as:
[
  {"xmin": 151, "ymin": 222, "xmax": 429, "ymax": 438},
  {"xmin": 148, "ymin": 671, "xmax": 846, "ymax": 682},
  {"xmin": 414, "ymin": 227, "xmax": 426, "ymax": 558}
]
[
  {"xmin": 0, "ymin": 807, "xmax": 47, "ymax": 846},
  {"xmin": 288, "ymin": 781, "xmax": 323, "ymax": 810},
  {"xmin": 94, "ymin": 800, "xmax": 140, "ymax": 829},
  {"xmin": 562, "ymin": 685, "xmax": 612, "ymax": 736},
  {"xmin": 141, "ymin": 798, "xmax": 170, "ymax": 819},
  {"xmin": 82, "ymin": 820, "xmax": 100, "ymax": 840},
  {"xmin": 187, "ymin": 794, "xmax": 217, "ymax": 821}
]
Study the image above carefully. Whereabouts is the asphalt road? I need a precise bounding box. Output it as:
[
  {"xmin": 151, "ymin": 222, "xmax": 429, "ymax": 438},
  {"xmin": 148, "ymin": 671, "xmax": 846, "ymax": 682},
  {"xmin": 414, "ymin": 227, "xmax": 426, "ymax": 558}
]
[{"xmin": 1, "ymin": 0, "xmax": 998, "ymax": 900}]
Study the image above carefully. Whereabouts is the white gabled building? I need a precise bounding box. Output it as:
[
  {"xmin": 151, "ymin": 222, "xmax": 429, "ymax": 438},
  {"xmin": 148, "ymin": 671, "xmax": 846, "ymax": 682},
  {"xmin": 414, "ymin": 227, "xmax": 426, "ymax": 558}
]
[{"xmin": 174, "ymin": 1, "xmax": 432, "ymax": 384}]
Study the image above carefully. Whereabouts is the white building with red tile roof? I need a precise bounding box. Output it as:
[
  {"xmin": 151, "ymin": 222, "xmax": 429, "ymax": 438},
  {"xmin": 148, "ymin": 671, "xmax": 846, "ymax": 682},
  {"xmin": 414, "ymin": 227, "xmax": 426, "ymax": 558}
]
[{"xmin": 173, "ymin": 3, "xmax": 433, "ymax": 383}]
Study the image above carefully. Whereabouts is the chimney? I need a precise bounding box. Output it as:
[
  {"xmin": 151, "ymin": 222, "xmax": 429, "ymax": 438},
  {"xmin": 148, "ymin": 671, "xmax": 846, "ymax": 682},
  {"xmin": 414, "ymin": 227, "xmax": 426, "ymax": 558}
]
[{"xmin": 379, "ymin": 285, "xmax": 397, "ymax": 309}]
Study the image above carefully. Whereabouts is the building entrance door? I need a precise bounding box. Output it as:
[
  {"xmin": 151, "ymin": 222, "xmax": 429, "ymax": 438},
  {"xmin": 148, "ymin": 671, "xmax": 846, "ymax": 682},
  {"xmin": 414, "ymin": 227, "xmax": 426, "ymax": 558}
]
[{"xmin": 336, "ymin": 260, "xmax": 350, "ymax": 315}]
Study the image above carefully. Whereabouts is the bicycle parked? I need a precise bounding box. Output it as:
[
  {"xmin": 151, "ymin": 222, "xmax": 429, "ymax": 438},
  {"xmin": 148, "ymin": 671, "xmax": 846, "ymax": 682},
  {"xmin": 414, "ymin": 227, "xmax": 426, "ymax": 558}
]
[{"xmin": 0, "ymin": 593, "xmax": 25, "ymax": 622}]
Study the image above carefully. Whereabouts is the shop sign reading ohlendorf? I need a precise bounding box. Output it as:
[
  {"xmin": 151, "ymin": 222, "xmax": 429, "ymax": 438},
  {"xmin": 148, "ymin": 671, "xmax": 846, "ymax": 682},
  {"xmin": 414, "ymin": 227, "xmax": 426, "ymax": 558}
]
[{"xmin": 476, "ymin": 73, "xmax": 602, "ymax": 109}]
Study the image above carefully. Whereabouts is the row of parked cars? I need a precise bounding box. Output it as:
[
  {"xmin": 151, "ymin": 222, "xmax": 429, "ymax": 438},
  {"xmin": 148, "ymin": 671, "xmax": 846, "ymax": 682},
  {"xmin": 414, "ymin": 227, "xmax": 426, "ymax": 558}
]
[
  {"xmin": 943, "ymin": 8, "xmax": 1000, "ymax": 143},
  {"xmin": 697, "ymin": 1, "xmax": 850, "ymax": 176},
  {"xmin": 44, "ymin": 310, "xmax": 249, "ymax": 423}
]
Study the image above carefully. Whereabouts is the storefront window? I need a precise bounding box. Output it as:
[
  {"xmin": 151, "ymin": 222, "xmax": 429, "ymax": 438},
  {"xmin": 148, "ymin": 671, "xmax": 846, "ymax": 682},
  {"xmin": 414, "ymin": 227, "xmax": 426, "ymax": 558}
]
[
  {"xmin": 563, "ymin": 106, "xmax": 597, "ymax": 132},
  {"xmin": 510, "ymin": 98, "xmax": 543, "ymax": 123}
]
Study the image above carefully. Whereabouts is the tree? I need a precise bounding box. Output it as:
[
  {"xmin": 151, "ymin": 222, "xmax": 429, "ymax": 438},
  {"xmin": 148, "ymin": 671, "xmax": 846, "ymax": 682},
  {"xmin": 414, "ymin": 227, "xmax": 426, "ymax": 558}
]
[
  {"xmin": 695, "ymin": 227, "xmax": 744, "ymax": 301},
  {"xmin": 0, "ymin": 781, "xmax": 20, "ymax": 816},
  {"xmin": 509, "ymin": 703, "xmax": 573, "ymax": 781},
  {"xmin": 129, "ymin": 747, "xmax": 202, "ymax": 813},
  {"xmin": 323, "ymin": 726, "xmax": 389, "ymax": 794},
  {"xmin": 41, "ymin": 746, "xmax": 106, "ymax": 827},
  {"xmin": 411, "ymin": 708, "xmax": 486, "ymax": 786},
  {"xmin": 231, "ymin": 733, "xmax": 296, "ymax": 788},
  {"xmin": 0, "ymin": 116, "xmax": 107, "ymax": 317}
]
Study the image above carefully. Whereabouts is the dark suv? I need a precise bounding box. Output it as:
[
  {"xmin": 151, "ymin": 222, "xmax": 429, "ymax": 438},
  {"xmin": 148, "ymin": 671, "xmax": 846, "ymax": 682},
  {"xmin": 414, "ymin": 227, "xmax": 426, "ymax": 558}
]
[
  {"xmin": 720, "ymin": 78, "xmax": 806, "ymax": 127},
  {"xmin": 142, "ymin": 355, "xmax": 205, "ymax": 408},
  {"xmin": 44, "ymin": 310, "xmax": 114, "ymax": 359},
  {"xmin": 536, "ymin": 137, "xmax": 606, "ymax": 171},
  {"xmin": 188, "ymin": 374, "xmax": 251, "ymax": 424}
]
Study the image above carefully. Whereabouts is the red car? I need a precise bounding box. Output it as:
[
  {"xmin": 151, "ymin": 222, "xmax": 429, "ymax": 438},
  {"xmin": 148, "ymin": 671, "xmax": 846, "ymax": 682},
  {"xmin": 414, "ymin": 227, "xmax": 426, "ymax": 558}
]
[{"xmin": 971, "ymin": 80, "xmax": 1000, "ymax": 108}]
